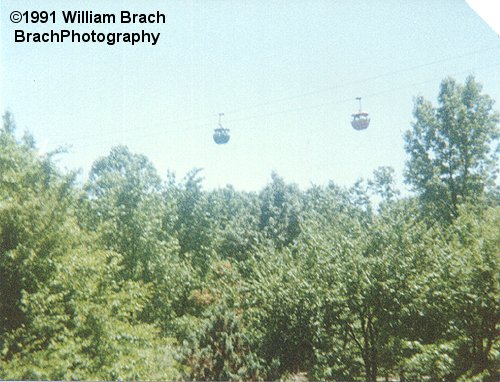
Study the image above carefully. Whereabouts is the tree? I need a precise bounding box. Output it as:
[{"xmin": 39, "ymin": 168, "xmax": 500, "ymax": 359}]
[
  {"xmin": 368, "ymin": 166, "xmax": 400, "ymax": 208},
  {"xmin": 399, "ymin": 204, "xmax": 499, "ymax": 382},
  {"xmin": 404, "ymin": 76, "xmax": 499, "ymax": 223},
  {"xmin": 83, "ymin": 145, "xmax": 177, "ymax": 283},
  {"xmin": 259, "ymin": 172, "xmax": 302, "ymax": 249},
  {"xmin": 168, "ymin": 169, "xmax": 215, "ymax": 270},
  {"xmin": 0, "ymin": 115, "xmax": 177, "ymax": 381},
  {"xmin": 0, "ymin": 113, "xmax": 76, "ymax": 339},
  {"xmin": 205, "ymin": 186, "xmax": 262, "ymax": 262},
  {"xmin": 444, "ymin": 205, "xmax": 499, "ymax": 380},
  {"xmin": 182, "ymin": 267, "xmax": 264, "ymax": 382}
]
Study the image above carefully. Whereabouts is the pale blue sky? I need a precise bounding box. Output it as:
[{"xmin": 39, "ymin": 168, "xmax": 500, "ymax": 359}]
[{"xmin": 1, "ymin": 0, "xmax": 499, "ymax": 191}]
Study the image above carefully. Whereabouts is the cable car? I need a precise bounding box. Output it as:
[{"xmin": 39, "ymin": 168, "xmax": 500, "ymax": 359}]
[
  {"xmin": 213, "ymin": 113, "xmax": 230, "ymax": 144},
  {"xmin": 351, "ymin": 97, "xmax": 370, "ymax": 131}
]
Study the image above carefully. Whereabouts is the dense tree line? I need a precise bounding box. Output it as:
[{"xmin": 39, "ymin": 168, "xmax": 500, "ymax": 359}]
[{"xmin": 1, "ymin": 77, "xmax": 498, "ymax": 381}]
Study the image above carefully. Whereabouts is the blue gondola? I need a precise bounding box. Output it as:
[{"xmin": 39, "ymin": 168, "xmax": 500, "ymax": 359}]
[{"xmin": 213, "ymin": 113, "xmax": 230, "ymax": 144}]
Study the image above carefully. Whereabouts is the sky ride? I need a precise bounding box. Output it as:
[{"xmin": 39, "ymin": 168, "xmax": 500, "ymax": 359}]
[{"xmin": 213, "ymin": 96, "xmax": 371, "ymax": 144}]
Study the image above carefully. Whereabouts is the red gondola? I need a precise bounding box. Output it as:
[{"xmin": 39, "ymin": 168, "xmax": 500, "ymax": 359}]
[{"xmin": 351, "ymin": 97, "xmax": 370, "ymax": 131}]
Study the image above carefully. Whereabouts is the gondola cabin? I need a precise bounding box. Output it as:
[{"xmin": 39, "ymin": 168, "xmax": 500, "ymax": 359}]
[
  {"xmin": 213, "ymin": 127, "xmax": 230, "ymax": 144},
  {"xmin": 213, "ymin": 113, "xmax": 230, "ymax": 144},
  {"xmin": 351, "ymin": 111, "xmax": 370, "ymax": 130},
  {"xmin": 351, "ymin": 97, "xmax": 370, "ymax": 131}
]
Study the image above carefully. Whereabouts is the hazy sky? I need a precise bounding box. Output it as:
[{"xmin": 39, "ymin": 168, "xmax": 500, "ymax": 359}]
[{"xmin": 1, "ymin": 0, "xmax": 499, "ymax": 191}]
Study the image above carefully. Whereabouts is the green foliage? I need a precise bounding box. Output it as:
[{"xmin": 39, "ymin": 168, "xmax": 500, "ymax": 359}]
[
  {"xmin": 368, "ymin": 166, "xmax": 400, "ymax": 207},
  {"xmin": 0, "ymin": 119, "xmax": 179, "ymax": 380},
  {"xmin": 83, "ymin": 145, "xmax": 176, "ymax": 282},
  {"xmin": 1, "ymin": 114, "xmax": 77, "ymax": 338},
  {"xmin": 170, "ymin": 169, "xmax": 213, "ymax": 258},
  {"xmin": 1, "ymin": 74, "xmax": 499, "ymax": 382},
  {"xmin": 206, "ymin": 186, "xmax": 262, "ymax": 262},
  {"xmin": 404, "ymin": 76, "xmax": 499, "ymax": 223},
  {"xmin": 259, "ymin": 172, "xmax": 302, "ymax": 249},
  {"xmin": 248, "ymin": 248, "xmax": 326, "ymax": 378},
  {"xmin": 442, "ymin": 206, "xmax": 499, "ymax": 378},
  {"xmin": 183, "ymin": 304, "xmax": 263, "ymax": 381},
  {"xmin": 401, "ymin": 341, "xmax": 458, "ymax": 382}
]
